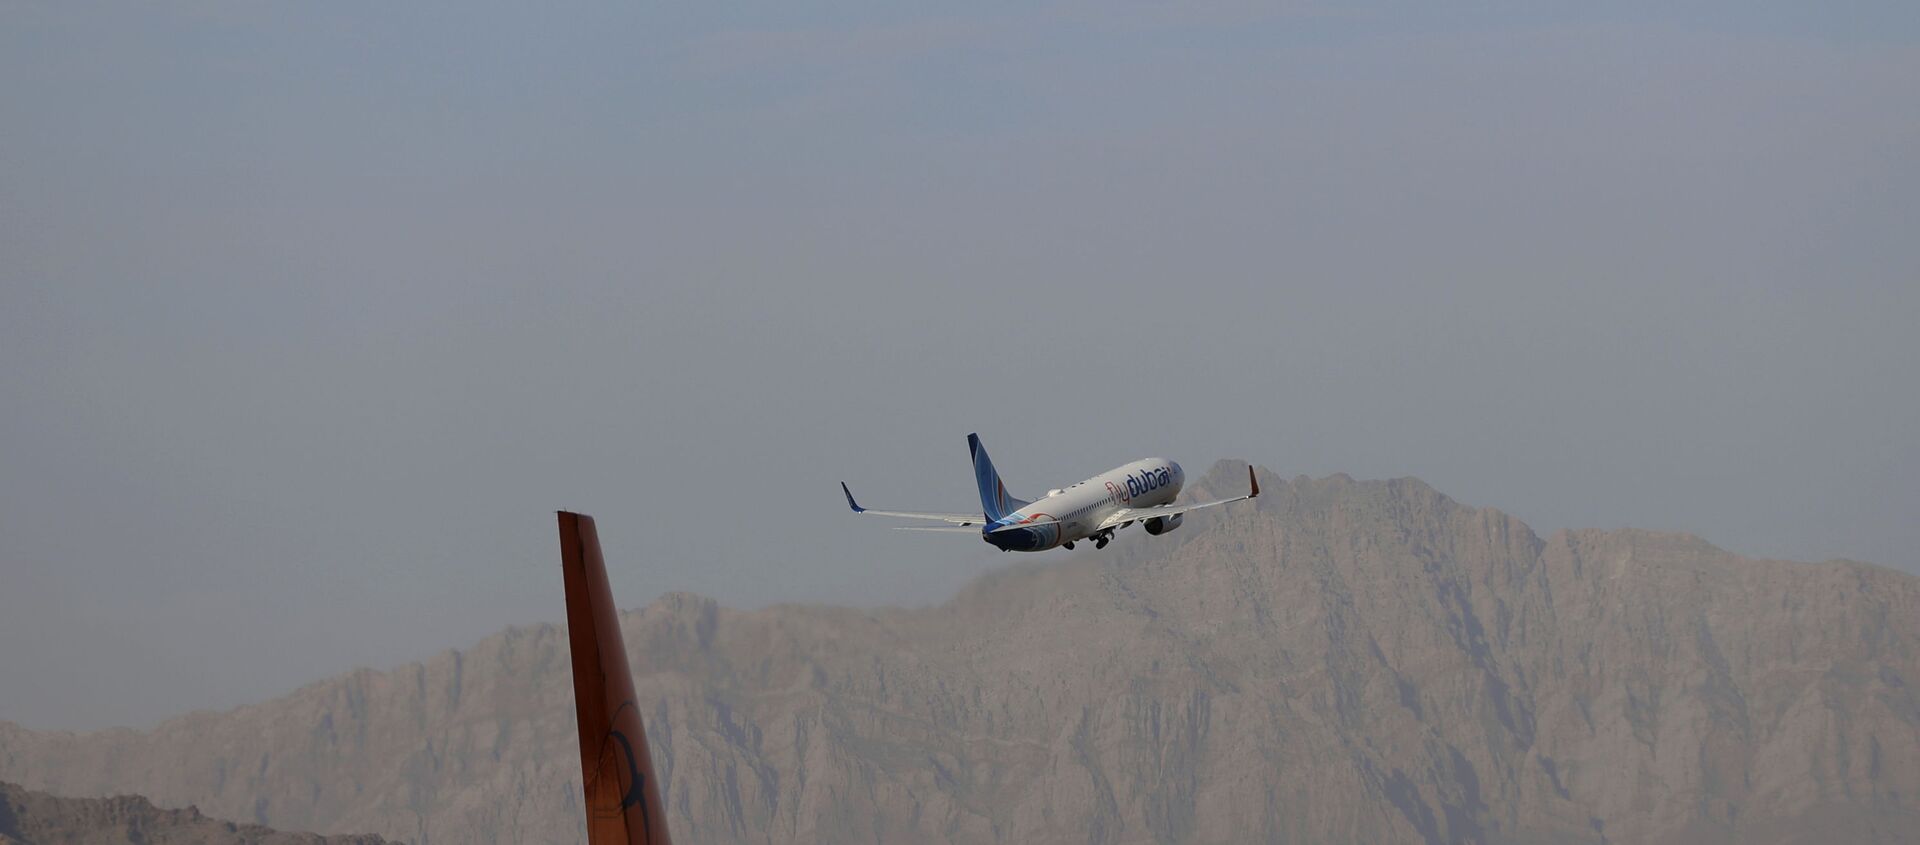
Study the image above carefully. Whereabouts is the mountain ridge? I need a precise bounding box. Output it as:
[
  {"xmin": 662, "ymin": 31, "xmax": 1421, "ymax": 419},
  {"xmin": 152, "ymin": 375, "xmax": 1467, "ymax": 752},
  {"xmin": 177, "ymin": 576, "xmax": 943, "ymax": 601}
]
[
  {"xmin": 3, "ymin": 466, "xmax": 1914, "ymax": 844},
  {"xmin": 0, "ymin": 780, "xmax": 390, "ymax": 844}
]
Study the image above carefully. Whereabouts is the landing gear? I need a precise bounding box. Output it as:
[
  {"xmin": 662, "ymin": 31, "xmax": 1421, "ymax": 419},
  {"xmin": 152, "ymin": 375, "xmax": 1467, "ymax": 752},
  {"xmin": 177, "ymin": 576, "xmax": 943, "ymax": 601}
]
[
  {"xmin": 1063, "ymin": 541, "xmax": 1075, "ymax": 550},
  {"xmin": 1093, "ymin": 531, "xmax": 1111, "ymax": 550}
]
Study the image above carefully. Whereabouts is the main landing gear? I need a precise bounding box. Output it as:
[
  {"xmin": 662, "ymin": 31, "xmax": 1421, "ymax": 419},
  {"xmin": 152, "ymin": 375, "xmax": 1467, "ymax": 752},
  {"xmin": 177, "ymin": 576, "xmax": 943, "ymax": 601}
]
[{"xmin": 1064, "ymin": 530, "xmax": 1115, "ymax": 551}]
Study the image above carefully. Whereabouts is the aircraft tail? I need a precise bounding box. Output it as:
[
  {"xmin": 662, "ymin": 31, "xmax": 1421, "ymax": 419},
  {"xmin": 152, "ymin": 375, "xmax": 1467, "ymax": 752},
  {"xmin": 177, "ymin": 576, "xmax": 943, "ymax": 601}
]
[
  {"xmin": 558, "ymin": 512, "xmax": 672, "ymax": 845},
  {"xmin": 967, "ymin": 433, "xmax": 1029, "ymax": 522}
]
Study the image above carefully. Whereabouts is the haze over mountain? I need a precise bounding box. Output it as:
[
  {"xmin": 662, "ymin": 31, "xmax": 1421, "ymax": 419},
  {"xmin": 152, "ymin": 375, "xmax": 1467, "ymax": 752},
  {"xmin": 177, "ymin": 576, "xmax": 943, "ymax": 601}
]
[
  {"xmin": 5, "ymin": 1, "xmax": 1916, "ymax": 734},
  {"xmin": 2, "ymin": 466, "xmax": 1914, "ymax": 844}
]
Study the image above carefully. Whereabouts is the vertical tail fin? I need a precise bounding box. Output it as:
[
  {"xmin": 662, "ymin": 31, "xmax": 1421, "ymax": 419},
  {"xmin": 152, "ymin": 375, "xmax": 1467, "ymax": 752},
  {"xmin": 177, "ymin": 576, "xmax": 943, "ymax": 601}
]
[
  {"xmin": 558, "ymin": 512, "xmax": 672, "ymax": 845},
  {"xmin": 967, "ymin": 433, "xmax": 1029, "ymax": 522}
]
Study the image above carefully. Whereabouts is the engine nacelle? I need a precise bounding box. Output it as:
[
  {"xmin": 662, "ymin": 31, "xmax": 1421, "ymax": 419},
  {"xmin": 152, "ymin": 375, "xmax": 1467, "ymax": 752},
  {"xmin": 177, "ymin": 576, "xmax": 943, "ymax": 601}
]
[{"xmin": 1143, "ymin": 513, "xmax": 1184, "ymax": 536}]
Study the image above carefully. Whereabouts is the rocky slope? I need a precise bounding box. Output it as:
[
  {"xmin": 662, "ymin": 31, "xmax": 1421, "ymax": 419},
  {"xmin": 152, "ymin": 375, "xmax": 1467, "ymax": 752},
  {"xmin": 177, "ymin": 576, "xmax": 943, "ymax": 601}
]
[
  {"xmin": 2, "ymin": 467, "xmax": 1915, "ymax": 844},
  {"xmin": 0, "ymin": 780, "xmax": 388, "ymax": 844}
]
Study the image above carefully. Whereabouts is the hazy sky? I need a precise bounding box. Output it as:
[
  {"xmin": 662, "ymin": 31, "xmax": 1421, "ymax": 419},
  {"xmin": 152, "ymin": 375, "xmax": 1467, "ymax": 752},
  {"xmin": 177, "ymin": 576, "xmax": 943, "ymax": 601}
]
[{"xmin": 3, "ymin": 1, "xmax": 1916, "ymax": 730}]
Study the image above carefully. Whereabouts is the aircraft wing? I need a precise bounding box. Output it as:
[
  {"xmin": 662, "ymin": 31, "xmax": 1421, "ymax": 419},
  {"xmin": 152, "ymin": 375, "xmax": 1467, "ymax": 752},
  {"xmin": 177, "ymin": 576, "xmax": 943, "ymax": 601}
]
[
  {"xmin": 841, "ymin": 482, "xmax": 985, "ymax": 526},
  {"xmin": 1096, "ymin": 466, "xmax": 1260, "ymax": 531}
]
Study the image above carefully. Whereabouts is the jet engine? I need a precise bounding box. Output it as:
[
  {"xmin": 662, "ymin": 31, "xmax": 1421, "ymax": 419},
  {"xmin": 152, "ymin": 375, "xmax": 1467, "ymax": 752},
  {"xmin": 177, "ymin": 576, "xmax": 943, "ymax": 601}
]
[{"xmin": 1143, "ymin": 513, "xmax": 1184, "ymax": 535}]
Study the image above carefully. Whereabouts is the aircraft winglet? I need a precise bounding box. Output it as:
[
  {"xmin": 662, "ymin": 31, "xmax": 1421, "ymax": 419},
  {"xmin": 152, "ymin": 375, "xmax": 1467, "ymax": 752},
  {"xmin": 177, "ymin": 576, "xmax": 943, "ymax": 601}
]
[
  {"xmin": 840, "ymin": 482, "xmax": 864, "ymax": 513},
  {"xmin": 557, "ymin": 511, "xmax": 672, "ymax": 845},
  {"xmin": 1249, "ymin": 465, "xmax": 1260, "ymax": 498}
]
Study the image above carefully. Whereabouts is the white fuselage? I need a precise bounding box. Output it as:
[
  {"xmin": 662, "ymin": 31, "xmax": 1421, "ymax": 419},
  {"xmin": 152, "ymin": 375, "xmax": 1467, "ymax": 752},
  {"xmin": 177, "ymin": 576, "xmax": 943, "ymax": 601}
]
[{"xmin": 985, "ymin": 459, "xmax": 1184, "ymax": 551}]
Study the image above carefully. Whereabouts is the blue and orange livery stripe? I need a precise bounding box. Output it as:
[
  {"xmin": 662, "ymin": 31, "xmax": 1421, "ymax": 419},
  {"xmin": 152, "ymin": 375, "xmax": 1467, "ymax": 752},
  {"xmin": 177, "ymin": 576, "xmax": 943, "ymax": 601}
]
[{"xmin": 967, "ymin": 433, "xmax": 1027, "ymax": 522}]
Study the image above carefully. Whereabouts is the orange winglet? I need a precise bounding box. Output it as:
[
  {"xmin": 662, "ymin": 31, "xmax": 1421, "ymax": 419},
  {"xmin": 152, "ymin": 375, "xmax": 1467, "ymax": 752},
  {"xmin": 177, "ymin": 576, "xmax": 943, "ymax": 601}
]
[
  {"xmin": 1249, "ymin": 465, "xmax": 1260, "ymax": 498},
  {"xmin": 559, "ymin": 512, "xmax": 673, "ymax": 845}
]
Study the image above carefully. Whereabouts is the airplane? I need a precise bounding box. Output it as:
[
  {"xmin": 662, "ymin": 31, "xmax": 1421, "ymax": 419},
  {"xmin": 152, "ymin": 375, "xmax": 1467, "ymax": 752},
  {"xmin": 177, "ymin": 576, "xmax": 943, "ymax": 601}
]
[
  {"xmin": 840, "ymin": 433, "xmax": 1259, "ymax": 551},
  {"xmin": 552, "ymin": 458, "xmax": 1254, "ymax": 845},
  {"xmin": 558, "ymin": 511, "xmax": 672, "ymax": 844}
]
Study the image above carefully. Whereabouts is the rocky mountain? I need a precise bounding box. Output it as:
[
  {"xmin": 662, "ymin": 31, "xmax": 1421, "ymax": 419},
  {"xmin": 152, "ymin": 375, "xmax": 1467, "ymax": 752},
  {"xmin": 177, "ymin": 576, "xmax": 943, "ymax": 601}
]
[
  {"xmin": 0, "ymin": 780, "xmax": 388, "ymax": 844},
  {"xmin": 2, "ymin": 466, "xmax": 1915, "ymax": 844}
]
